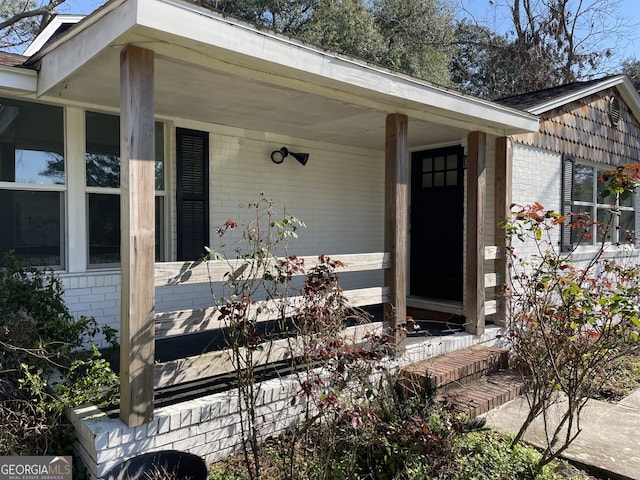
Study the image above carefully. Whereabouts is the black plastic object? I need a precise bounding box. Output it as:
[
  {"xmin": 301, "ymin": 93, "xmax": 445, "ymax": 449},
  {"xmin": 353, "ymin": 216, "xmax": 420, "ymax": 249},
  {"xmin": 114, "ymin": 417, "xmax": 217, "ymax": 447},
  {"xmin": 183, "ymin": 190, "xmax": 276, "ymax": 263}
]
[{"xmin": 102, "ymin": 450, "xmax": 207, "ymax": 480}]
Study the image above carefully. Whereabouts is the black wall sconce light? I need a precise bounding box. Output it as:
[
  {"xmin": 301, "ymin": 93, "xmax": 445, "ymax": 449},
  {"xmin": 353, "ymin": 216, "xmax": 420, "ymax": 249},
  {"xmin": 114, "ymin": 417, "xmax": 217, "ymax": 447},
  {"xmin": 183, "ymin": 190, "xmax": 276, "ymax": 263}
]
[{"xmin": 270, "ymin": 147, "xmax": 309, "ymax": 166}]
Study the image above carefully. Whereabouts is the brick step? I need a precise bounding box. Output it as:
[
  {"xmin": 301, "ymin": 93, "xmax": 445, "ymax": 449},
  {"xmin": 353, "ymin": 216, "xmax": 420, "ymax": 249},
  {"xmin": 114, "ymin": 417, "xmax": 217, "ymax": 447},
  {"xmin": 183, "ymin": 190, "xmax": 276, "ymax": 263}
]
[
  {"xmin": 399, "ymin": 345, "xmax": 509, "ymax": 393},
  {"xmin": 438, "ymin": 370, "xmax": 525, "ymax": 417}
]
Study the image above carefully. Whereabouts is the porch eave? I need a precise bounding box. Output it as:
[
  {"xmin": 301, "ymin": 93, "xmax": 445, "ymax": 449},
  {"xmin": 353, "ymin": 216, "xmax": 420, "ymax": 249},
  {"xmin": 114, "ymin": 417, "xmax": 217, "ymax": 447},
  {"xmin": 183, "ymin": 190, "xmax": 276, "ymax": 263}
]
[
  {"xmin": 0, "ymin": 65, "xmax": 37, "ymax": 93},
  {"xmin": 28, "ymin": 0, "xmax": 538, "ymax": 151}
]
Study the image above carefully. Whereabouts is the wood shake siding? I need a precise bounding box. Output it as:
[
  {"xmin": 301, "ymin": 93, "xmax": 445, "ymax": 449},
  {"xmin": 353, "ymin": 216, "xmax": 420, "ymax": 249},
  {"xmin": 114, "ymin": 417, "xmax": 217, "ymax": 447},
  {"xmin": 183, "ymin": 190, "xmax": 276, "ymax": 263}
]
[{"xmin": 512, "ymin": 88, "xmax": 640, "ymax": 165}]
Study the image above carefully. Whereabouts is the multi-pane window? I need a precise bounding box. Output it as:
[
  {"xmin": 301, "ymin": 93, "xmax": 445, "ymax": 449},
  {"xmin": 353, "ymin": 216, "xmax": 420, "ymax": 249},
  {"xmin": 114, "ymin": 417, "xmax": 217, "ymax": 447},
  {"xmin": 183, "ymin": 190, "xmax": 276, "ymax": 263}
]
[
  {"xmin": 420, "ymin": 152, "xmax": 460, "ymax": 188},
  {"xmin": 86, "ymin": 111, "xmax": 165, "ymax": 265},
  {"xmin": 563, "ymin": 156, "xmax": 635, "ymax": 249},
  {"xmin": 0, "ymin": 99, "xmax": 65, "ymax": 267}
]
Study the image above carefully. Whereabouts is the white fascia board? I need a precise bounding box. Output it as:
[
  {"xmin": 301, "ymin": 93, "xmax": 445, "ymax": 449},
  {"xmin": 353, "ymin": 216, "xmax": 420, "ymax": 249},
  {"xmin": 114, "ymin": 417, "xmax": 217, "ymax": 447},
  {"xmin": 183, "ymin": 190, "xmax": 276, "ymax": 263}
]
[
  {"xmin": 615, "ymin": 76, "xmax": 640, "ymax": 122},
  {"xmin": 34, "ymin": 0, "xmax": 135, "ymax": 97},
  {"xmin": 0, "ymin": 65, "xmax": 37, "ymax": 93},
  {"xmin": 23, "ymin": 15, "xmax": 85, "ymax": 57},
  {"xmin": 138, "ymin": 0, "xmax": 538, "ymax": 134},
  {"xmin": 31, "ymin": 0, "xmax": 537, "ymax": 134},
  {"xmin": 527, "ymin": 75, "xmax": 628, "ymax": 115}
]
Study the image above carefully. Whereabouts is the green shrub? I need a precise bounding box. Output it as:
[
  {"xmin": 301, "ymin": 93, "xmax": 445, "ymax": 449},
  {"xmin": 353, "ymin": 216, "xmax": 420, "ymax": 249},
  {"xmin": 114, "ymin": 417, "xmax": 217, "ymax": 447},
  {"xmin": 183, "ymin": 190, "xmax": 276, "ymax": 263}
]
[
  {"xmin": 0, "ymin": 251, "xmax": 118, "ymax": 455},
  {"xmin": 447, "ymin": 430, "xmax": 554, "ymax": 480},
  {"xmin": 210, "ymin": 379, "xmax": 586, "ymax": 480},
  {"xmin": 294, "ymin": 375, "xmax": 469, "ymax": 480},
  {"xmin": 504, "ymin": 200, "xmax": 640, "ymax": 468}
]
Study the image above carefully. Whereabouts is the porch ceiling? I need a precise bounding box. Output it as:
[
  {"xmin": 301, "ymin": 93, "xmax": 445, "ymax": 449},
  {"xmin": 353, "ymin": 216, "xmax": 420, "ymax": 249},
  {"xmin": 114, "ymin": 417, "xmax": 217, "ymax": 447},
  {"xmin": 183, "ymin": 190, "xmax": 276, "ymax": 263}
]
[
  {"xmin": 30, "ymin": 0, "xmax": 538, "ymax": 150},
  {"xmin": 51, "ymin": 47, "xmax": 464, "ymax": 149}
]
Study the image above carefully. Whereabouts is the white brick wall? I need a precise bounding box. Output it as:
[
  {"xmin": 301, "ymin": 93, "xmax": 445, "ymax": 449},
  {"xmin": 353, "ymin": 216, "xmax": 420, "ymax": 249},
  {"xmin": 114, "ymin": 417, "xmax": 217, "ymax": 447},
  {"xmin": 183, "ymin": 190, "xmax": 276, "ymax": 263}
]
[
  {"xmin": 484, "ymin": 135, "xmax": 497, "ymax": 246},
  {"xmin": 510, "ymin": 141, "xmax": 640, "ymax": 269},
  {"xmin": 510, "ymin": 143, "xmax": 563, "ymax": 259},
  {"xmin": 512, "ymin": 143, "xmax": 562, "ymax": 213},
  {"xmin": 60, "ymin": 272, "xmax": 121, "ymax": 348},
  {"xmin": 59, "ymin": 128, "xmax": 385, "ymax": 346},
  {"xmin": 208, "ymin": 134, "xmax": 384, "ymax": 258},
  {"xmin": 62, "ymin": 134, "xmax": 567, "ymax": 348},
  {"xmin": 70, "ymin": 327, "xmax": 506, "ymax": 479}
]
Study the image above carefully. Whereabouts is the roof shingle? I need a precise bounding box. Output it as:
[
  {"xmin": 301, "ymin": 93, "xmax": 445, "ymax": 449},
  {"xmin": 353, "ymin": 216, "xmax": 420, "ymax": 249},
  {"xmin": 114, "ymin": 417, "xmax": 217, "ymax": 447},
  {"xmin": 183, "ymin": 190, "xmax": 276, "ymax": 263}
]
[
  {"xmin": 496, "ymin": 76, "xmax": 620, "ymax": 112},
  {"xmin": 0, "ymin": 51, "xmax": 28, "ymax": 67}
]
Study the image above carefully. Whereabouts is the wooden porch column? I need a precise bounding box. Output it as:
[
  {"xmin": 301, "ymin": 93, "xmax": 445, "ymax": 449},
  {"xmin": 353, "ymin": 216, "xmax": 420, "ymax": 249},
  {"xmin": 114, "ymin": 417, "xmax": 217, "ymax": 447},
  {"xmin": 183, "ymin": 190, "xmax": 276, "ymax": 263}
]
[
  {"xmin": 119, "ymin": 45, "xmax": 155, "ymax": 427},
  {"xmin": 494, "ymin": 137, "xmax": 512, "ymax": 327},
  {"xmin": 384, "ymin": 113, "xmax": 408, "ymax": 353},
  {"xmin": 465, "ymin": 131, "xmax": 486, "ymax": 335}
]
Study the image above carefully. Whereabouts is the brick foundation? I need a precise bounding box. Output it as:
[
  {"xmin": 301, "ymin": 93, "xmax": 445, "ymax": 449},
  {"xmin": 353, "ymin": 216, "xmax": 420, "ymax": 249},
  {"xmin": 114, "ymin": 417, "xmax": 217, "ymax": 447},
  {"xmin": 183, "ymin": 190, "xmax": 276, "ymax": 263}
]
[{"xmin": 70, "ymin": 326, "xmax": 506, "ymax": 479}]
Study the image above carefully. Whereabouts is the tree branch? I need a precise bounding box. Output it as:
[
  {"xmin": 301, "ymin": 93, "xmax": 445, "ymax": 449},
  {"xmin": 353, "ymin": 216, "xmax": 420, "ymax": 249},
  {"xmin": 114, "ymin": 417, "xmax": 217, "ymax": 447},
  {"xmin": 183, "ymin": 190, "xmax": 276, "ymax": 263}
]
[{"xmin": 0, "ymin": 0, "xmax": 67, "ymax": 34}]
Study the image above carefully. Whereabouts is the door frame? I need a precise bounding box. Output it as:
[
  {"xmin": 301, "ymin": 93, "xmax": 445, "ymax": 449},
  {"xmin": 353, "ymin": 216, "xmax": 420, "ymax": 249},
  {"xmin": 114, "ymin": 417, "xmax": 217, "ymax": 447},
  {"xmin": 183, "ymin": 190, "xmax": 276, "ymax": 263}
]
[{"xmin": 409, "ymin": 145, "xmax": 465, "ymax": 302}]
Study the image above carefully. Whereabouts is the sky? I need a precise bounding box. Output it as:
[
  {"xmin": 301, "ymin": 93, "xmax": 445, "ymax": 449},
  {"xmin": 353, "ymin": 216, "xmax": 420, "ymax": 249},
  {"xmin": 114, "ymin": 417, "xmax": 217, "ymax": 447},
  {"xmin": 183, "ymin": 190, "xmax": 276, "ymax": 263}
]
[
  {"xmin": 58, "ymin": 0, "xmax": 105, "ymax": 15},
  {"xmin": 61, "ymin": 0, "xmax": 640, "ymax": 71},
  {"xmin": 454, "ymin": 0, "xmax": 640, "ymax": 71}
]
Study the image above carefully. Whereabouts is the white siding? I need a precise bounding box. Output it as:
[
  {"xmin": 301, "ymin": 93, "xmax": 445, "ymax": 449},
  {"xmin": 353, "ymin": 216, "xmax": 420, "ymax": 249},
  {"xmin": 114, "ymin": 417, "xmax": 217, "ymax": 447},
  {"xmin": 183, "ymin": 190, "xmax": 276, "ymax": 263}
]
[
  {"xmin": 510, "ymin": 143, "xmax": 563, "ymax": 259},
  {"xmin": 207, "ymin": 132, "xmax": 384, "ymax": 257},
  {"xmin": 60, "ymin": 119, "xmax": 385, "ymax": 345}
]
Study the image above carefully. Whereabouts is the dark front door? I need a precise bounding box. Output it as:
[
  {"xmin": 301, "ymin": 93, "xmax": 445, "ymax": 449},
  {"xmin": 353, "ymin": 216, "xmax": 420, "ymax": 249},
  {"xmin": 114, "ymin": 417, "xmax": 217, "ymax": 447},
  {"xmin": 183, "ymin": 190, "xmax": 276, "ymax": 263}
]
[
  {"xmin": 176, "ymin": 128, "xmax": 209, "ymax": 261},
  {"xmin": 410, "ymin": 146, "xmax": 464, "ymax": 301}
]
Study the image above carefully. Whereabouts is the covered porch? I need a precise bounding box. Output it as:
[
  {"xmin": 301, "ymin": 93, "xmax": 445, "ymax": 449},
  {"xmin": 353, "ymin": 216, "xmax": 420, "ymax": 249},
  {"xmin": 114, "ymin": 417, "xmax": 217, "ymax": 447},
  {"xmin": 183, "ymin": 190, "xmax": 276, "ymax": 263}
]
[{"xmin": 28, "ymin": 0, "xmax": 537, "ymax": 443}]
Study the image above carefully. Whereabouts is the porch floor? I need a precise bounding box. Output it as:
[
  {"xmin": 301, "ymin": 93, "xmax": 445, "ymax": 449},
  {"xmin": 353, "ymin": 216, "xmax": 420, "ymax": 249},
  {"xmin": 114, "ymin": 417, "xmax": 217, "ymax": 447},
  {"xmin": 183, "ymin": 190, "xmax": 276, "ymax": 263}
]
[
  {"xmin": 101, "ymin": 306, "xmax": 469, "ymax": 412},
  {"xmin": 405, "ymin": 306, "xmax": 466, "ymax": 342},
  {"xmin": 407, "ymin": 296, "xmax": 465, "ymax": 316},
  {"xmin": 150, "ymin": 305, "xmax": 467, "ymax": 364}
]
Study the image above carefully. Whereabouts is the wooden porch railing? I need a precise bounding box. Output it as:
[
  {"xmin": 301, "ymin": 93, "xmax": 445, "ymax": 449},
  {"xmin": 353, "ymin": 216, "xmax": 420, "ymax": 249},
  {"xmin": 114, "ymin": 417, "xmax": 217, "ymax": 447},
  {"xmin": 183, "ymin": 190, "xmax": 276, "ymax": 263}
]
[
  {"xmin": 152, "ymin": 252, "xmax": 391, "ymax": 389},
  {"xmin": 465, "ymin": 244, "xmax": 506, "ymax": 336},
  {"xmin": 483, "ymin": 246, "xmax": 500, "ymax": 316}
]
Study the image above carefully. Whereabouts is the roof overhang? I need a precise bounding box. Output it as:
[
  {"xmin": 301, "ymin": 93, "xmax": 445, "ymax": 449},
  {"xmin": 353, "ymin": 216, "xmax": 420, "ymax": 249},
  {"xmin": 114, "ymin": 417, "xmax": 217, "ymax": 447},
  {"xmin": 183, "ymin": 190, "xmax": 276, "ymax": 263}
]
[
  {"xmin": 23, "ymin": 14, "xmax": 85, "ymax": 57},
  {"xmin": 0, "ymin": 64, "xmax": 37, "ymax": 93},
  {"xmin": 527, "ymin": 75, "xmax": 640, "ymax": 122},
  {"xmin": 28, "ymin": 0, "xmax": 538, "ymax": 149}
]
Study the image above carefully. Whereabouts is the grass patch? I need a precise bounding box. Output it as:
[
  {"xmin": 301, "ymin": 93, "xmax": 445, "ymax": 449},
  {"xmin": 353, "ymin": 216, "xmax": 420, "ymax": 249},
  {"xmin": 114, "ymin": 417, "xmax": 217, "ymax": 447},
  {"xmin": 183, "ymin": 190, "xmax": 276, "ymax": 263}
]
[
  {"xmin": 596, "ymin": 349, "xmax": 640, "ymax": 401},
  {"xmin": 207, "ymin": 427, "xmax": 597, "ymax": 479}
]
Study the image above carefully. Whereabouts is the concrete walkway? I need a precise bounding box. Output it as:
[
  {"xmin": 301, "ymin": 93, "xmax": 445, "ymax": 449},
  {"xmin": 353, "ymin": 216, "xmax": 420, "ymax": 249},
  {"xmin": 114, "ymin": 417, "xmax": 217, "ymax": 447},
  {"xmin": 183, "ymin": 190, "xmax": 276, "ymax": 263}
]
[{"xmin": 482, "ymin": 390, "xmax": 640, "ymax": 479}]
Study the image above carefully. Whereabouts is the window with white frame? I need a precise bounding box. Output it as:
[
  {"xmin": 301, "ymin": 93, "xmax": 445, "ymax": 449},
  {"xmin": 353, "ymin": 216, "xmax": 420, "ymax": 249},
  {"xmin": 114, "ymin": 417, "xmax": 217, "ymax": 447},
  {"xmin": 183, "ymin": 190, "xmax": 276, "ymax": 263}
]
[
  {"xmin": 85, "ymin": 111, "xmax": 166, "ymax": 266},
  {"xmin": 0, "ymin": 98, "xmax": 65, "ymax": 267},
  {"xmin": 562, "ymin": 155, "xmax": 635, "ymax": 250}
]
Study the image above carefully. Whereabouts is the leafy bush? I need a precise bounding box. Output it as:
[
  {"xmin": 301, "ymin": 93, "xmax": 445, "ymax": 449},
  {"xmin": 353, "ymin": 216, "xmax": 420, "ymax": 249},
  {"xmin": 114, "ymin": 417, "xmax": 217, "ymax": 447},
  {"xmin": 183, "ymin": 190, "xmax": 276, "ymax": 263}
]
[
  {"xmin": 206, "ymin": 196, "xmax": 386, "ymax": 480},
  {"xmin": 209, "ymin": 375, "xmax": 570, "ymax": 480},
  {"xmin": 0, "ymin": 251, "xmax": 118, "ymax": 455},
  {"xmin": 447, "ymin": 430, "xmax": 554, "ymax": 480},
  {"xmin": 504, "ymin": 200, "xmax": 640, "ymax": 469},
  {"xmin": 207, "ymin": 197, "xmax": 616, "ymax": 479},
  {"xmin": 256, "ymin": 374, "xmax": 483, "ymax": 479}
]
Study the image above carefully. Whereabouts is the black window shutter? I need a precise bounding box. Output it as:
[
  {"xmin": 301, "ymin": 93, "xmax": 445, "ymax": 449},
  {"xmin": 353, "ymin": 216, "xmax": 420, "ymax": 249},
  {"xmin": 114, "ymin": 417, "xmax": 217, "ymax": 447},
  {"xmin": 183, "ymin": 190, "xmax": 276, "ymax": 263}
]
[
  {"xmin": 176, "ymin": 128, "xmax": 209, "ymax": 261},
  {"xmin": 561, "ymin": 154, "xmax": 575, "ymax": 252}
]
